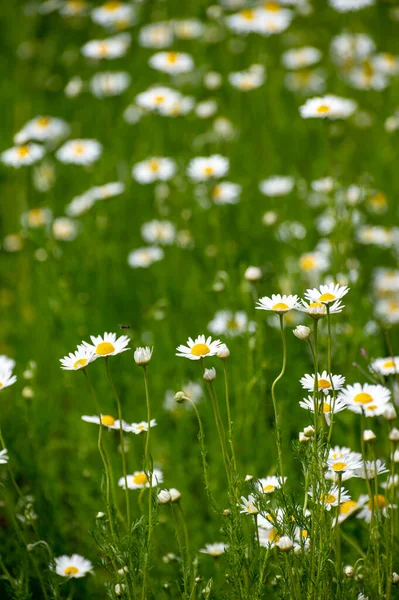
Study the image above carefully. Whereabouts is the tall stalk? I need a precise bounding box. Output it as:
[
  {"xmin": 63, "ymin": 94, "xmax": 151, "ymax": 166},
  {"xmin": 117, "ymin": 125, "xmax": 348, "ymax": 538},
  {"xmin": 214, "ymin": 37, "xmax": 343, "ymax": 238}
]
[{"xmin": 270, "ymin": 313, "xmax": 287, "ymax": 491}]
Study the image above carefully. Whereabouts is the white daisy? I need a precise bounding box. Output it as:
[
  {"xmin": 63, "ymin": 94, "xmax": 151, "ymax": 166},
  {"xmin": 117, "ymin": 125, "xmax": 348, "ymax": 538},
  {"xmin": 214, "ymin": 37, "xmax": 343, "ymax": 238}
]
[
  {"xmin": 229, "ymin": 65, "xmax": 266, "ymax": 91},
  {"xmin": 149, "ymin": 51, "xmax": 194, "ymax": 75},
  {"xmin": 300, "ymin": 371, "xmax": 345, "ymax": 395},
  {"xmin": 207, "ymin": 310, "xmax": 253, "ymax": 337},
  {"xmin": 304, "ymin": 283, "xmax": 349, "ymax": 305},
  {"xmin": 53, "ymin": 554, "xmax": 93, "ymax": 578},
  {"xmin": 256, "ymin": 475, "xmax": 285, "ymax": 494},
  {"xmin": 82, "ymin": 332, "xmax": 130, "ymax": 358},
  {"xmin": 91, "ymin": 182, "xmax": 125, "ymax": 201},
  {"xmin": 0, "ymin": 356, "xmax": 15, "ymax": 371},
  {"xmin": 256, "ymin": 294, "xmax": 300, "ymax": 314},
  {"xmin": 329, "ymin": 0, "xmax": 375, "ymax": 12},
  {"xmin": 127, "ymin": 419, "xmax": 157, "ymax": 434},
  {"xmin": 187, "ymin": 155, "xmax": 229, "ymax": 182},
  {"xmin": 240, "ymin": 494, "xmax": 259, "ymax": 514},
  {"xmin": 60, "ymin": 345, "xmax": 96, "ymax": 371},
  {"xmin": 14, "ymin": 116, "xmax": 69, "ymax": 143},
  {"xmin": 370, "ymin": 357, "xmax": 399, "ymax": 376},
  {"xmin": 174, "ymin": 19, "xmax": 204, "ymax": 40},
  {"xmin": 299, "ymin": 95, "xmax": 357, "ymax": 119},
  {"xmin": 326, "ymin": 449, "xmax": 363, "ymax": 479},
  {"xmin": 56, "ymin": 140, "xmax": 102, "ymax": 166},
  {"xmin": 255, "ymin": 5, "xmax": 293, "ymax": 36},
  {"xmin": 299, "ymin": 252, "xmax": 329, "ymax": 274},
  {"xmin": 52, "ymin": 218, "xmax": 79, "ymax": 241},
  {"xmin": 138, "ymin": 23, "xmax": 174, "ymax": 49},
  {"xmin": 176, "ymin": 335, "xmax": 222, "ymax": 361},
  {"xmin": 119, "ymin": 469, "xmax": 163, "ymax": 490},
  {"xmin": 91, "ymin": 2, "xmax": 135, "ymax": 27},
  {"xmin": 135, "ymin": 86, "xmax": 182, "ymax": 113},
  {"xmin": 132, "ymin": 157, "xmax": 176, "ymax": 184},
  {"xmin": 309, "ymin": 484, "xmax": 350, "ymax": 510},
  {"xmin": 298, "ymin": 299, "xmax": 344, "ymax": 319},
  {"xmin": 21, "ymin": 207, "xmax": 53, "ymax": 229},
  {"xmin": 0, "ymin": 449, "xmax": 9, "ymax": 465},
  {"xmin": 81, "ymin": 415, "xmax": 131, "ymax": 431},
  {"xmin": 339, "ymin": 383, "xmax": 391, "ymax": 416},
  {"xmin": 81, "ymin": 34, "xmax": 131, "ymax": 60},
  {"xmin": 1, "ymin": 143, "xmax": 45, "ymax": 168},
  {"xmin": 299, "ymin": 395, "xmax": 346, "ymax": 425},
  {"xmin": 259, "ymin": 176, "xmax": 294, "ymax": 197},
  {"xmin": 226, "ymin": 8, "xmax": 260, "ymax": 34},
  {"xmin": 127, "ymin": 246, "xmax": 164, "ymax": 268},
  {"xmin": 357, "ymin": 494, "xmax": 393, "ymax": 523},
  {"xmin": 90, "ymin": 72, "xmax": 131, "ymax": 98},
  {"xmin": 211, "ymin": 182, "xmax": 241, "ymax": 205},
  {"xmin": 354, "ymin": 459, "xmax": 389, "ymax": 480},
  {"xmin": 282, "ymin": 47, "xmax": 322, "ymax": 70},
  {"xmin": 199, "ymin": 543, "xmax": 227, "ymax": 556},
  {"xmin": 0, "ymin": 369, "xmax": 17, "ymax": 391},
  {"xmin": 258, "ymin": 526, "xmax": 281, "ymax": 549}
]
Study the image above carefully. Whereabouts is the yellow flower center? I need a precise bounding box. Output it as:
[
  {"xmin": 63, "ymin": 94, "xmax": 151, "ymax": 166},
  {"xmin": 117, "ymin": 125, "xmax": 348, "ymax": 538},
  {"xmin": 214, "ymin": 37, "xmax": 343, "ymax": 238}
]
[
  {"xmin": 74, "ymin": 144, "xmax": 85, "ymax": 154},
  {"xmin": 133, "ymin": 472, "xmax": 148, "ymax": 485},
  {"xmin": 154, "ymin": 95, "xmax": 165, "ymax": 104},
  {"xmin": 301, "ymin": 529, "xmax": 308, "ymax": 538},
  {"xmin": 96, "ymin": 341, "xmax": 115, "ymax": 355},
  {"xmin": 318, "ymin": 379, "xmax": 331, "ymax": 390},
  {"xmin": 264, "ymin": 1, "xmax": 281, "ymax": 11},
  {"xmin": 365, "ymin": 404, "xmax": 377, "ymax": 411},
  {"xmin": 0, "ymin": 382, "xmax": 3, "ymax": 388},
  {"xmin": 37, "ymin": 117, "xmax": 50, "ymax": 128},
  {"xmin": 323, "ymin": 402, "xmax": 331, "ymax": 413},
  {"xmin": 136, "ymin": 424, "xmax": 145, "ymax": 431},
  {"xmin": 204, "ymin": 166, "xmax": 214, "ymax": 176},
  {"xmin": 101, "ymin": 415, "xmax": 115, "ymax": 426},
  {"xmin": 272, "ymin": 302, "xmax": 289, "ymax": 311},
  {"xmin": 17, "ymin": 145, "xmax": 30, "ymax": 157},
  {"xmin": 309, "ymin": 302, "xmax": 325, "ymax": 311},
  {"xmin": 300, "ymin": 255, "xmax": 316, "ymax": 270},
  {"xmin": 73, "ymin": 358, "xmax": 88, "ymax": 369},
  {"xmin": 98, "ymin": 42, "xmax": 109, "ymax": 56},
  {"xmin": 322, "ymin": 493, "xmax": 336, "ymax": 504},
  {"xmin": 28, "ymin": 208, "xmax": 45, "ymax": 226},
  {"xmin": 332, "ymin": 462, "xmax": 347, "ymax": 472},
  {"xmin": 383, "ymin": 360, "xmax": 395, "ymax": 368},
  {"xmin": 368, "ymin": 495, "xmax": 387, "ymax": 510},
  {"xmin": 369, "ymin": 192, "xmax": 387, "ymax": 208},
  {"xmin": 340, "ymin": 500, "xmax": 357, "ymax": 514},
  {"xmin": 240, "ymin": 8, "xmax": 254, "ymax": 20},
  {"xmin": 353, "ymin": 392, "xmax": 373, "ymax": 405},
  {"xmin": 227, "ymin": 319, "xmax": 239, "ymax": 330},
  {"xmin": 317, "ymin": 104, "xmax": 330, "ymax": 114},
  {"xmin": 167, "ymin": 52, "xmax": 178, "ymax": 64},
  {"xmin": 64, "ymin": 566, "xmax": 79, "ymax": 575},
  {"xmin": 190, "ymin": 343, "xmax": 210, "ymax": 357},
  {"xmin": 149, "ymin": 159, "xmax": 159, "ymax": 172},
  {"xmin": 319, "ymin": 293, "xmax": 336, "ymax": 302},
  {"xmin": 212, "ymin": 185, "xmax": 221, "ymax": 197},
  {"xmin": 263, "ymin": 484, "xmax": 275, "ymax": 492},
  {"xmin": 103, "ymin": 1, "xmax": 121, "ymax": 11}
]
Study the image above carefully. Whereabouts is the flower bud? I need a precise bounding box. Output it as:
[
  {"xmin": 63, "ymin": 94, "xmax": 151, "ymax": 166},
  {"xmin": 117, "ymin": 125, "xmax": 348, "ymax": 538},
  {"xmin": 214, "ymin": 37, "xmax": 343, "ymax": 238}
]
[
  {"xmin": 299, "ymin": 432, "xmax": 310, "ymax": 443},
  {"xmin": 276, "ymin": 536, "xmax": 293, "ymax": 551},
  {"xmin": 363, "ymin": 429, "xmax": 376, "ymax": 443},
  {"xmin": 293, "ymin": 325, "xmax": 311, "ymax": 340},
  {"xmin": 392, "ymin": 572, "xmax": 399, "ymax": 584},
  {"xmin": 303, "ymin": 425, "xmax": 315, "ymax": 437},
  {"xmin": 383, "ymin": 405, "xmax": 397, "ymax": 421},
  {"xmin": 96, "ymin": 511, "xmax": 105, "ymax": 519},
  {"xmin": 157, "ymin": 490, "xmax": 172, "ymax": 504},
  {"xmin": 174, "ymin": 391, "xmax": 189, "ymax": 404},
  {"xmin": 217, "ymin": 344, "xmax": 230, "ymax": 359},
  {"xmin": 389, "ymin": 427, "xmax": 399, "ymax": 442},
  {"xmin": 203, "ymin": 367, "xmax": 216, "ymax": 381},
  {"xmin": 244, "ymin": 266, "xmax": 262, "ymax": 281},
  {"xmin": 134, "ymin": 346, "xmax": 152, "ymax": 366},
  {"xmin": 245, "ymin": 474, "xmax": 253, "ymax": 482},
  {"xmin": 223, "ymin": 509, "xmax": 230, "ymax": 516},
  {"xmin": 344, "ymin": 565, "xmax": 354, "ymax": 578},
  {"xmin": 169, "ymin": 488, "xmax": 182, "ymax": 502}
]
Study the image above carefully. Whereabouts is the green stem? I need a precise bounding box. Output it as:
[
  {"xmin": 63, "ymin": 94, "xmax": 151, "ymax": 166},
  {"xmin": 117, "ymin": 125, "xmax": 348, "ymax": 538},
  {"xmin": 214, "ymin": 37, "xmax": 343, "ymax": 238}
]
[
  {"xmin": 104, "ymin": 359, "xmax": 131, "ymax": 528},
  {"xmin": 170, "ymin": 504, "xmax": 189, "ymax": 598},
  {"xmin": 142, "ymin": 366, "xmax": 153, "ymax": 600},
  {"xmin": 270, "ymin": 314, "xmax": 287, "ymax": 491},
  {"xmin": 223, "ymin": 361, "xmax": 237, "ymax": 472}
]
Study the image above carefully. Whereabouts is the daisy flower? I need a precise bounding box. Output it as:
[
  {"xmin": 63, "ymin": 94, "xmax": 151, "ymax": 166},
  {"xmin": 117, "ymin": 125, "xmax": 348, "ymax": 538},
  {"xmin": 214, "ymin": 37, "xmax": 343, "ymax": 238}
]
[
  {"xmin": 81, "ymin": 34, "xmax": 131, "ymax": 60},
  {"xmin": 226, "ymin": 8, "xmax": 260, "ymax": 34},
  {"xmin": 309, "ymin": 484, "xmax": 351, "ymax": 510},
  {"xmin": 82, "ymin": 332, "xmax": 130, "ymax": 358},
  {"xmin": 149, "ymin": 51, "xmax": 194, "ymax": 75},
  {"xmin": 138, "ymin": 23, "xmax": 174, "ymax": 49},
  {"xmin": 370, "ymin": 357, "xmax": 399, "ymax": 376},
  {"xmin": 127, "ymin": 419, "xmax": 157, "ymax": 434},
  {"xmin": 14, "ymin": 116, "xmax": 69, "ymax": 143},
  {"xmin": 259, "ymin": 176, "xmax": 295, "ymax": 197},
  {"xmin": 132, "ymin": 157, "xmax": 177, "ymax": 184},
  {"xmin": 332, "ymin": 498, "xmax": 364, "ymax": 526},
  {"xmin": 176, "ymin": 335, "xmax": 222, "ymax": 361},
  {"xmin": 52, "ymin": 218, "xmax": 79, "ymax": 241},
  {"xmin": 21, "ymin": 207, "xmax": 53, "ymax": 229},
  {"xmin": 135, "ymin": 86, "xmax": 181, "ymax": 113},
  {"xmin": 258, "ymin": 526, "xmax": 281, "ymax": 548},
  {"xmin": 52, "ymin": 554, "xmax": 93, "ymax": 578},
  {"xmin": 229, "ymin": 65, "xmax": 266, "ymax": 91},
  {"xmin": 299, "ymin": 95, "xmax": 357, "ymax": 119},
  {"xmin": 300, "ymin": 371, "xmax": 345, "ymax": 395},
  {"xmin": 200, "ymin": 543, "xmax": 227, "ymax": 556},
  {"xmin": 299, "ymin": 252, "xmax": 329, "ymax": 274},
  {"xmin": 256, "ymin": 294, "xmax": 300, "ymax": 314},
  {"xmin": 207, "ymin": 310, "xmax": 254, "ymax": 337},
  {"xmin": 0, "ymin": 449, "xmax": 9, "ymax": 465},
  {"xmin": 240, "ymin": 494, "xmax": 259, "ymax": 514},
  {"xmin": 299, "ymin": 395, "xmax": 346, "ymax": 425},
  {"xmin": 56, "ymin": 140, "xmax": 102, "ymax": 166},
  {"xmin": 60, "ymin": 345, "xmax": 96, "ymax": 371},
  {"xmin": 329, "ymin": 0, "xmax": 375, "ymax": 12},
  {"xmin": 282, "ymin": 47, "xmax": 322, "ymax": 70},
  {"xmin": 256, "ymin": 475, "xmax": 285, "ymax": 494},
  {"xmin": 354, "ymin": 459, "xmax": 389, "ymax": 480},
  {"xmin": 127, "ymin": 246, "xmax": 164, "ymax": 268},
  {"xmin": 256, "ymin": 5, "xmax": 293, "ymax": 36},
  {"xmin": 0, "ymin": 355, "xmax": 16, "ymax": 371},
  {"xmin": 304, "ymin": 283, "xmax": 349, "ymax": 305},
  {"xmin": 1, "ymin": 143, "xmax": 45, "ymax": 168},
  {"xmin": 326, "ymin": 450, "xmax": 363, "ymax": 480},
  {"xmin": 91, "ymin": 2, "xmax": 135, "ymax": 27},
  {"xmin": 187, "ymin": 155, "xmax": 229, "ymax": 181},
  {"xmin": 0, "ymin": 369, "xmax": 17, "ymax": 391},
  {"xmin": 81, "ymin": 415, "xmax": 131, "ymax": 431},
  {"xmin": 141, "ymin": 221, "xmax": 176, "ymax": 245},
  {"xmin": 119, "ymin": 469, "xmax": 163, "ymax": 490},
  {"xmin": 298, "ymin": 300, "xmax": 344, "ymax": 319},
  {"xmin": 90, "ymin": 72, "xmax": 131, "ymax": 98},
  {"xmin": 339, "ymin": 383, "xmax": 391, "ymax": 415},
  {"xmin": 212, "ymin": 182, "xmax": 242, "ymax": 205},
  {"xmin": 357, "ymin": 494, "xmax": 393, "ymax": 523}
]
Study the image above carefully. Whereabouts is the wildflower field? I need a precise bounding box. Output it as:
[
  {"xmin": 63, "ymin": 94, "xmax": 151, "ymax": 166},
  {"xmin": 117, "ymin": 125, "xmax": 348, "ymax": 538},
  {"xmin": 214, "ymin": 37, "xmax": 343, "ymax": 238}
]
[{"xmin": 2, "ymin": 0, "xmax": 399, "ymax": 599}]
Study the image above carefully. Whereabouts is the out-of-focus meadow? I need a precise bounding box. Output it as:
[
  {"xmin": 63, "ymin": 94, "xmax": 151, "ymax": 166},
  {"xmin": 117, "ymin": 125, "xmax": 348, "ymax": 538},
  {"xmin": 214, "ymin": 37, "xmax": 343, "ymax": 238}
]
[{"xmin": 1, "ymin": 0, "xmax": 399, "ymax": 599}]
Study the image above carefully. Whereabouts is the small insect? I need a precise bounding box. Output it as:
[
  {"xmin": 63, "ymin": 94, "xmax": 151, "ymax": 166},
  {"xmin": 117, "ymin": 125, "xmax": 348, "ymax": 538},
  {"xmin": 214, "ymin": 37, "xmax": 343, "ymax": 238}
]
[{"xmin": 119, "ymin": 324, "xmax": 130, "ymax": 330}]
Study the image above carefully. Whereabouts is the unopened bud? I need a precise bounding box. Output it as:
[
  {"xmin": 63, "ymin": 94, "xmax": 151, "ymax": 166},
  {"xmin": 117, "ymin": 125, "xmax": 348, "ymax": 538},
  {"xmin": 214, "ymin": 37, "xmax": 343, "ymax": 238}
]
[
  {"xmin": 392, "ymin": 572, "xmax": 399, "ymax": 584},
  {"xmin": 174, "ymin": 391, "xmax": 189, "ymax": 404},
  {"xmin": 158, "ymin": 490, "xmax": 172, "ymax": 504},
  {"xmin": 217, "ymin": 344, "xmax": 230, "ymax": 359},
  {"xmin": 344, "ymin": 565, "xmax": 354, "ymax": 578},
  {"xmin": 203, "ymin": 367, "xmax": 216, "ymax": 381},
  {"xmin": 303, "ymin": 425, "xmax": 315, "ymax": 437},
  {"xmin": 299, "ymin": 432, "xmax": 310, "ymax": 443},
  {"xmin": 223, "ymin": 509, "xmax": 230, "ymax": 516},
  {"xmin": 383, "ymin": 405, "xmax": 397, "ymax": 421},
  {"xmin": 244, "ymin": 266, "xmax": 262, "ymax": 281},
  {"xmin": 363, "ymin": 429, "xmax": 376, "ymax": 442},
  {"xmin": 293, "ymin": 325, "xmax": 311, "ymax": 340},
  {"xmin": 389, "ymin": 427, "xmax": 399, "ymax": 442}
]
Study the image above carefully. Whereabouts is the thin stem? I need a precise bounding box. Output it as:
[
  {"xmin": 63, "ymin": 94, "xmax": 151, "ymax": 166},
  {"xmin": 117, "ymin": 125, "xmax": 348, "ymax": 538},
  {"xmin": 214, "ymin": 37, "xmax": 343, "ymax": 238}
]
[
  {"xmin": 170, "ymin": 504, "xmax": 189, "ymax": 599},
  {"xmin": 104, "ymin": 359, "xmax": 131, "ymax": 528},
  {"xmin": 327, "ymin": 307, "xmax": 337, "ymax": 444},
  {"xmin": 177, "ymin": 503, "xmax": 191, "ymax": 591},
  {"xmin": 142, "ymin": 366, "xmax": 153, "ymax": 600},
  {"xmin": 270, "ymin": 314, "xmax": 287, "ymax": 491},
  {"xmin": 223, "ymin": 361, "xmax": 237, "ymax": 472}
]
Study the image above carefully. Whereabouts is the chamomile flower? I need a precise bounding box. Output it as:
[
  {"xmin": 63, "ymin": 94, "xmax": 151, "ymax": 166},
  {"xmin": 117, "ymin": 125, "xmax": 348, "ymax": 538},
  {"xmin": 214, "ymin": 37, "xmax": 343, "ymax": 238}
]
[
  {"xmin": 259, "ymin": 176, "xmax": 294, "ymax": 197},
  {"xmin": 174, "ymin": 19, "xmax": 204, "ymax": 40},
  {"xmin": 211, "ymin": 182, "xmax": 242, "ymax": 205},
  {"xmin": 176, "ymin": 335, "xmax": 222, "ymax": 361},
  {"xmin": 256, "ymin": 475, "xmax": 285, "ymax": 494},
  {"xmin": 0, "ymin": 369, "xmax": 17, "ymax": 390},
  {"xmin": 128, "ymin": 419, "xmax": 157, "ymax": 434},
  {"xmin": 132, "ymin": 157, "xmax": 176, "ymax": 184},
  {"xmin": 299, "ymin": 252, "xmax": 329, "ymax": 274},
  {"xmin": 299, "ymin": 395, "xmax": 346, "ymax": 425},
  {"xmin": 256, "ymin": 4, "xmax": 293, "ymax": 36},
  {"xmin": 298, "ymin": 300, "xmax": 344, "ymax": 319},
  {"xmin": 21, "ymin": 207, "xmax": 53, "ymax": 229},
  {"xmin": 200, "ymin": 543, "xmax": 227, "ymax": 556},
  {"xmin": 258, "ymin": 526, "xmax": 281, "ymax": 548},
  {"xmin": 226, "ymin": 8, "xmax": 260, "ymax": 34},
  {"xmin": 208, "ymin": 310, "xmax": 254, "ymax": 337},
  {"xmin": 52, "ymin": 218, "xmax": 79, "ymax": 241},
  {"xmin": 60, "ymin": 345, "xmax": 96, "ymax": 370},
  {"xmin": 256, "ymin": 294, "xmax": 300, "ymax": 314},
  {"xmin": 354, "ymin": 459, "xmax": 389, "ymax": 480},
  {"xmin": 229, "ymin": 65, "xmax": 266, "ymax": 90},
  {"xmin": 300, "ymin": 371, "xmax": 345, "ymax": 395},
  {"xmin": 299, "ymin": 95, "xmax": 357, "ymax": 119},
  {"xmin": 149, "ymin": 51, "xmax": 194, "ymax": 75},
  {"xmin": 82, "ymin": 332, "xmax": 130, "ymax": 358},
  {"xmin": 332, "ymin": 498, "xmax": 364, "ymax": 526},
  {"xmin": 119, "ymin": 469, "xmax": 163, "ymax": 490},
  {"xmin": 0, "ymin": 356, "xmax": 15, "ymax": 371},
  {"xmin": 285, "ymin": 70, "xmax": 326, "ymax": 95},
  {"xmin": 139, "ymin": 23, "xmax": 174, "ymax": 49},
  {"xmin": 357, "ymin": 494, "xmax": 393, "ymax": 523},
  {"xmin": 53, "ymin": 554, "xmax": 93, "ymax": 578},
  {"xmin": 329, "ymin": 0, "xmax": 375, "ymax": 12},
  {"xmin": 1, "ymin": 143, "xmax": 45, "ymax": 168},
  {"xmin": 14, "ymin": 116, "xmax": 69, "ymax": 143},
  {"xmin": 282, "ymin": 47, "xmax": 322, "ymax": 70},
  {"xmin": 91, "ymin": 2, "xmax": 135, "ymax": 27},
  {"xmin": 304, "ymin": 283, "xmax": 349, "ymax": 305},
  {"xmin": 127, "ymin": 246, "xmax": 164, "ymax": 268},
  {"xmin": 56, "ymin": 140, "xmax": 102, "ymax": 166},
  {"xmin": 0, "ymin": 449, "xmax": 9, "ymax": 465},
  {"xmin": 187, "ymin": 155, "xmax": 229, "ymax": 181},
  {"xmin": 326, "ymin": 449, "xmax": 363, "ymax": 480},
  {"xmin": 240, "ymin": 494, "xmax": 259, "ymax": 514},
  {"xmin": 309, "ymin": 484, "xmax": 351, "ymax": 510},
  {"xmin": 135, "ymin": 86, "xmax": 181, "ymax": 113},
  {"xmin": 81, "ymin": 34, "xmax": 131, "ymax": 60},
  {"xmin": 90, "ymin": 72, "xmax": 131, "ymax": 97},
  {"xmin": 81, "ymin": 415, "xmax": 131, "ymax": 431},
  {"xmin": 370, "ymin": 357, "xmax": 399, "ymax": 376},
  {"xmin": 59, "ymin": 1, "xmax": 90, "ymax": 17},
  {"xmin": 339, "ymin": 383, "xmax": 391, "ymax": 416}
]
